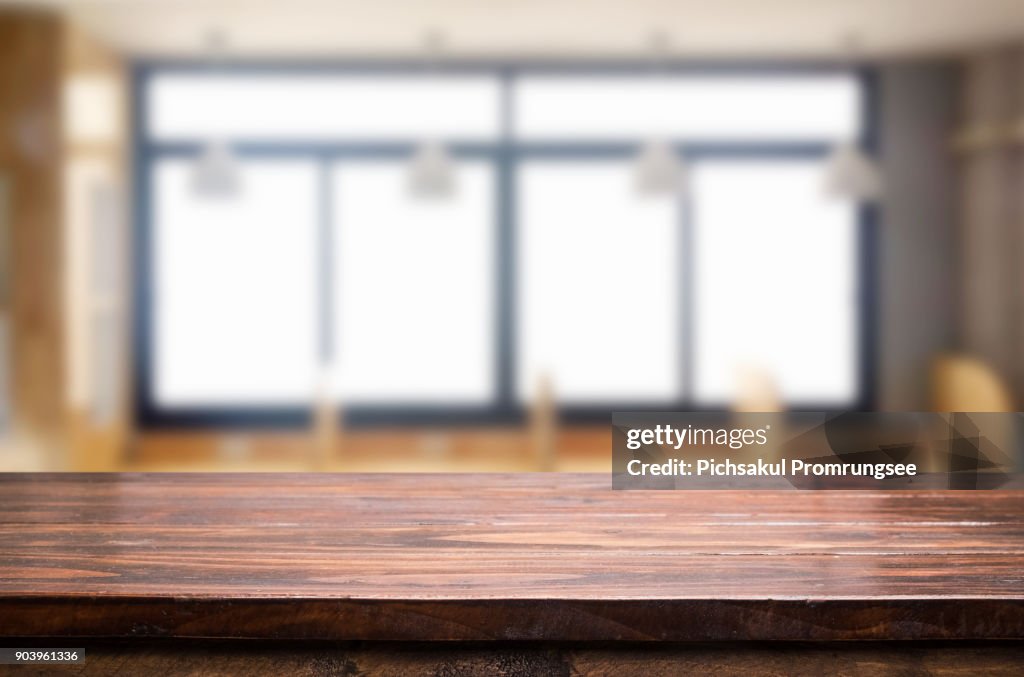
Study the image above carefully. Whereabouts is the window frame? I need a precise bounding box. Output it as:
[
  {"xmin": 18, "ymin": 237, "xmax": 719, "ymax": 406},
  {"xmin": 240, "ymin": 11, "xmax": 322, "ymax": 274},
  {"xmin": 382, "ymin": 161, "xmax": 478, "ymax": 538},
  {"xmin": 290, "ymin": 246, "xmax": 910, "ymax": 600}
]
[{"xmin": 133, "ymin": 61, "xmax": 878, "ymax": 429}]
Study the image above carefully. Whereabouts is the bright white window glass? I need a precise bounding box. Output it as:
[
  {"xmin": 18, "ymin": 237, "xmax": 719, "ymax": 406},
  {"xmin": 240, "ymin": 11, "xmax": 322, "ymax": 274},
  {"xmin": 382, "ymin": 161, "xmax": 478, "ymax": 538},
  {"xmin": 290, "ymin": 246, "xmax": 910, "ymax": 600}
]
[
  {"xmin": 515, "ymin": 75, "xmax": 860, "ymax": 141},
  {"xmin": 153, "ymin": 160, "xmax": 319, "ymax": 406},
  {"xmin": 331, "ymin": 162, "xmax": 495, "ymax": 403},
  {"xmin": 517, "ymin": 162, "xmax": 680, "ymax": 403},
  {"xmin": 691, "ymin": 160, "xmax": 857, "ymax": 405},
  {"xmin": 148, "ymin": 74, "xmax": 501, "ymax": 141}
]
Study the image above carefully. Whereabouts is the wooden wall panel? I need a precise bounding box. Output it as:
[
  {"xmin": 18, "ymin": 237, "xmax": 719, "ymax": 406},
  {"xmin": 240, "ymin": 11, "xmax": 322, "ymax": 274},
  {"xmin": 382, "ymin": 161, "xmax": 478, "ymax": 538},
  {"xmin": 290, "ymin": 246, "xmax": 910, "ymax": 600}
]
[{"xmin": 0, "ymin": 10, "xmax": 65, "ymax": 465}]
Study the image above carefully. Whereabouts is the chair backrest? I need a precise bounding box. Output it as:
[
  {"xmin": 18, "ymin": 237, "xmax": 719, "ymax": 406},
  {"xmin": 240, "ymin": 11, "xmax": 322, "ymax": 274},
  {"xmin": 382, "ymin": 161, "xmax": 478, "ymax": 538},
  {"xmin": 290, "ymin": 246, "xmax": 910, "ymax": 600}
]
[
  {"xmin": 732, "ymin": 365, "xmax": 784, "ymax": 413},
  {"xmin": 931, "ymin": 354, "xmax": 1014, "ymax": 412}
]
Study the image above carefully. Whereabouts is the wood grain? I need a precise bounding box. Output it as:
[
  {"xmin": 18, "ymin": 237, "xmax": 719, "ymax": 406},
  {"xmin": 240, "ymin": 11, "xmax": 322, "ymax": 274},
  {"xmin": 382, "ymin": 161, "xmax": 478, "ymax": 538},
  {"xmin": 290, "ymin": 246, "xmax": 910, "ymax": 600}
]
[
  {"xmin": 1, "ymin": 473, "xmax": 1022, "ymax": 641},
  {"xmin": 10, "ymin": 642, "xmax": 1024, "ymax": 677}
]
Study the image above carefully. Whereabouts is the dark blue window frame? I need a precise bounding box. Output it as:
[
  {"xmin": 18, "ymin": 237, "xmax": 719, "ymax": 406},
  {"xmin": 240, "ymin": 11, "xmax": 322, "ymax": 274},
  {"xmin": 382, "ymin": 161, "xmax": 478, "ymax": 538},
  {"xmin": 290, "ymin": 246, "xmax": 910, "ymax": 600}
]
[{"xmin": 133, "ymin": 61, "xmax": 878, "ymax": 429}]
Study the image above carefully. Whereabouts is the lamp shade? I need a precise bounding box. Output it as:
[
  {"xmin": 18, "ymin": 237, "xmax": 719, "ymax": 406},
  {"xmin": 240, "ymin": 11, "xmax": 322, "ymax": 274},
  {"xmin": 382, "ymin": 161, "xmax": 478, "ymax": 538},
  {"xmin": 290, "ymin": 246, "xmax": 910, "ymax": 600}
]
[
  {"xmin": 634, "ymin": 139, "xmax": 685, "ymax": 196},
  {"xmin": 823, "ymin": 143, "xmax": 881, "ymax": 201},
  {"xmin": 191, "ymin": 139, "xmax": 240, "ymax": 198},
  {"xmin": 408, "ymin": 140, "xmax": 456, "ymax": 198}
]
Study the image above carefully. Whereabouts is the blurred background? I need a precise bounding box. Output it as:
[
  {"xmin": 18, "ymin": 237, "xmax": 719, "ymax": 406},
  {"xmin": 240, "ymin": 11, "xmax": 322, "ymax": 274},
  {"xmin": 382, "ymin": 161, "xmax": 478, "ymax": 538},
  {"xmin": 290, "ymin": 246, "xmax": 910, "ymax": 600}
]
[{"xmin": 0, "ymin": 0, "xmax": 1022, "ymax": 471}]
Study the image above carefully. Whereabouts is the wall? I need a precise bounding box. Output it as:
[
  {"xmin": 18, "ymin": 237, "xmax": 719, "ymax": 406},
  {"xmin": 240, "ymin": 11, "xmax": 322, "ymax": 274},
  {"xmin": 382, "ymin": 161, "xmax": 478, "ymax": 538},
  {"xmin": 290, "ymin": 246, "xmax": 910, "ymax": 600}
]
[
  {"xmin": 956, "ymin": 48, "xmax": 1024, "ymax": 407},
  {"xmin": 63, "ymin": 19, "xmax": 130, "ymax": 470},
  {"xmin": 0, "ymin": 10, "xmax": 129, "ymax": 470},
  {"xmin": 877, "ymin": 62, "xmax": 959, "ymax": 410}
]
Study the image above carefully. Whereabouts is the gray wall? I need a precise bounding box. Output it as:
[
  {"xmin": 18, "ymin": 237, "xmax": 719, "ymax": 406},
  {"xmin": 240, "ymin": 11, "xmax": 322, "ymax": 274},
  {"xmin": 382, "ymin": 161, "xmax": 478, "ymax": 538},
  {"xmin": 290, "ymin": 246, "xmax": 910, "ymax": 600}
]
[{"xmin": 876, "ymin": 63, "xmax": 959, "ymax": 410}]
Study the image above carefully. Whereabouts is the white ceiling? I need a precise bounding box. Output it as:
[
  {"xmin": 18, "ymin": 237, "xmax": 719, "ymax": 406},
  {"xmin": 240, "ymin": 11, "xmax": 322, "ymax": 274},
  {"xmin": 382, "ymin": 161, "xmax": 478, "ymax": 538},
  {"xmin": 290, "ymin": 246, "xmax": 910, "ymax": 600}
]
[{"xmin": 31, "ymin": 0, "xmax": 1024, "ymax": 59}]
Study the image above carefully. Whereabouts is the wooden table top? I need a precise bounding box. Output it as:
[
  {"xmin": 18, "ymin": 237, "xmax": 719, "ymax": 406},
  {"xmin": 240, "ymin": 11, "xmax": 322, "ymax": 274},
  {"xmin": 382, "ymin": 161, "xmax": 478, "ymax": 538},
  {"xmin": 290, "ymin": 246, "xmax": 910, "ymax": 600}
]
[{"xmin": 1, "ymin": 473, "xmax": 1022, "ymax": 641}]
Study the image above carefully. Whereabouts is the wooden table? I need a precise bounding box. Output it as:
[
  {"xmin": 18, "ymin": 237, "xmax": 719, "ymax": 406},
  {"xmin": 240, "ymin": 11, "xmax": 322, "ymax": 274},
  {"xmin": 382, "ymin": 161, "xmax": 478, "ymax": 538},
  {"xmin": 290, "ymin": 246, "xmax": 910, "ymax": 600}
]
[{"xmin": 1, "ymin": 473, "xmax": 1022, "ymax": 675}]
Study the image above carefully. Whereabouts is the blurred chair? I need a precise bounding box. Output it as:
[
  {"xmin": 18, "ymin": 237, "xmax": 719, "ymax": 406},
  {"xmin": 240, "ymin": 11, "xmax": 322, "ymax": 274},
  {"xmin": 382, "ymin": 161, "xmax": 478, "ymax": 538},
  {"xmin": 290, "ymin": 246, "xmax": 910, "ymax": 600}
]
[
  {"xmin": 311, "ymin": 364, "xmax": 340, "ymax": 469},
  {"xmin": 732, "ymin": 364, "xmax": 784, "ymax": 413},
  {"xmin": 530, "ymin": 373, "xmax": 557, "ymax": 471},
  {"xmin": 731, "ymin": 365, "xmax": 786, "ymax": 465},
  {"xmin": 931, "ymin": 354, "xmax": 1014, "ymax": 412}
]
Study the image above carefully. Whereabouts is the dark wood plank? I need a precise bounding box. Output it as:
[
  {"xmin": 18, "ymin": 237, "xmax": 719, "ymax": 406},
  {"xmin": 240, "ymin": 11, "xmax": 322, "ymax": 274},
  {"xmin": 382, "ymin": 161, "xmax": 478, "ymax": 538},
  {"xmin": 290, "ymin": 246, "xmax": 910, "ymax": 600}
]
[
  {"xmin": 8, "ymin": 642, "xmax": 1024, "ymax": 677},
  {"xmin": 0, "ymin": 473, "xmax": 1022, "ymax": 641}
]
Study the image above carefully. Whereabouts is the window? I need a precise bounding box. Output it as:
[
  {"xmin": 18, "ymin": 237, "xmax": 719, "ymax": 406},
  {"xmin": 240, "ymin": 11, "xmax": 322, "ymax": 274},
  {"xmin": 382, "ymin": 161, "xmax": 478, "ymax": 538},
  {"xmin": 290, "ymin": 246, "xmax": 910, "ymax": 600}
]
[
  {"xmin": 514, "ymin": 74, "xmax": 860, "ymax": 141},
  {"xmin": 148, "ymin": 74, "xmax": 501, "ymax": 141},
  {"xmin": 137, "ymin": 66, "xmax": 870, "ymax": 425},
  {"xmin": 689, "ymin": 159, "xmax": 857, "ymax": 406},
  {"xmin": 152, "ymin": 159, "xmax": 319, "ymax": 407},
  {"xmin": 517, "ymin": 162, "xmax": 680, "ymax": 403},
  {"xmin": 330, "ymin": 161, "xmax": 496, "ymax": 404}
]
